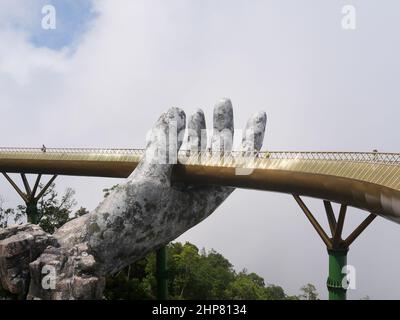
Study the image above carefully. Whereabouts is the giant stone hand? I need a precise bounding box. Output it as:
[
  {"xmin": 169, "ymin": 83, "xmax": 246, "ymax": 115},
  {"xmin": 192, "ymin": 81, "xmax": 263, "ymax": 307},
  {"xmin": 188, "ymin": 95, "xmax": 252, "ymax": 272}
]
[{"xmin": 7, "ymin": 98, "xmax": 267, "ymax": 299}]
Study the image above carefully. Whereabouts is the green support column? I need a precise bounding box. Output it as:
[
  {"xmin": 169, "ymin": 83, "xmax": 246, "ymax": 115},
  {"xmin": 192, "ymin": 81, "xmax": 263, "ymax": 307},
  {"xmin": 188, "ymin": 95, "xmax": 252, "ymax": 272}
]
[
  {"xmin": 294, "ymin": 196, "xmax": 377, "ymax": 301},
  {"xmin": 26, "ymin": 200, "xmax": 39, "ymax": 224},
  {"xmin": 156, "ymin": 246, "xmax": 168, "ymax": 300},
  {"xmin": 327, "ymin": 248, "xmax": 348, "ymax": 300}
]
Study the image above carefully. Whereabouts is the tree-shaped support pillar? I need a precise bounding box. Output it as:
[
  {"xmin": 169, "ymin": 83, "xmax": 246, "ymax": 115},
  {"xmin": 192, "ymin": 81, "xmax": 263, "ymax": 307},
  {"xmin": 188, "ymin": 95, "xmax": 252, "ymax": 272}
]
[
  {"xmin": 293, "ymin": 195, "xmax": 377, "ymax": 300},
  {"xmin": 2, "ymin": 173, "xmax": 57, "ymax": 224}
]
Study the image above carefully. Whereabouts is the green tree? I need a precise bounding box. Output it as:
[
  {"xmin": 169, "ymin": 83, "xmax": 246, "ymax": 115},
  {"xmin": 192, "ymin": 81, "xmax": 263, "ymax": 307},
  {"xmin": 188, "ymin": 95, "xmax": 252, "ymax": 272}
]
[
  {"xmin": 105, "ymin": 257, "xmax": 153, "ymax": 300},
  {"xmin": 225, "ymin": 270, "xmax": 273, "ymax": 300},
  {"xmin": 36, "ymin": 185, "xmax": 77, "ymax": 233},
  {"xmin": 0, "ymin": 196, "xmax": 23, "ymax": 228},
  {"xmin": 14, "ymin": 183, "xmax": 88, "ymax": 234},
  {"xmin": 166, "ymin": 244, "xmax": 235, "ymax": 299},
  {"xmin": 104, "ymin": 241, "xmax": 293, "ymax": 300},
  {"xmin": 265, "ymin": 284, "xmax": 287, "ymax": 300},
  {"xmin": 299, "ymin": 283, "xmax": 319, "ymax": 300}
]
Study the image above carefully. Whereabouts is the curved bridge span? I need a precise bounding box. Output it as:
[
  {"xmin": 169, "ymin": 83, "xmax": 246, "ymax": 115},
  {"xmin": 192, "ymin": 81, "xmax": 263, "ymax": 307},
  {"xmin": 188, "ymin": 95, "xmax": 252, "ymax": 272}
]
[
  {"xmin": 1, "ymin": 147, "xmax": 400, "ymax": 300},
  {"xmin": 0, "ymin": 147, "xmax": 399, "ymax": 223}
]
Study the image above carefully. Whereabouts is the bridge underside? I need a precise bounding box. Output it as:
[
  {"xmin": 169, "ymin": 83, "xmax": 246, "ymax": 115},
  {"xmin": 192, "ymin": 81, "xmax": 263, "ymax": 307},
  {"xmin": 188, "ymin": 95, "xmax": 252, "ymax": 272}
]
[
  {"xmin": 0, "ymin": 149, "xmax": 399, "ymax": 222},
  {"xmin": 174, "ymin": 165, "xmax": 400, "ymax": 224}
]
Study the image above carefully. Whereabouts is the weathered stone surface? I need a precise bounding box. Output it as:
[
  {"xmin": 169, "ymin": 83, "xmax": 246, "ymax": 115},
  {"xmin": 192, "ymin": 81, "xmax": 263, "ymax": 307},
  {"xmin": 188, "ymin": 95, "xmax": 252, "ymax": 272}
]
[
  {"xmin": 242, "ymin": 111, "xmax": 267, "ymax": 152},
  {"xmin": 0, "ymin": 98, "xmax": 267, "ymax": 299},
  {"xmin": 211, "ymin": 98, "xmax": 234, "ymax": 152},
  {"xmin": 0, "ymin": 224, "xmax": 57, "ymax": 297},
  {"xmin": 27, "ymin": 243, "xmax": 104, "ymax": 300},
  {"xmin": 187, "ymin": 109, "xmax": 207, "ymax": 152},
  {"xmin": 54, "ymin": 215, "xmax": 89, "ymax": 248}
]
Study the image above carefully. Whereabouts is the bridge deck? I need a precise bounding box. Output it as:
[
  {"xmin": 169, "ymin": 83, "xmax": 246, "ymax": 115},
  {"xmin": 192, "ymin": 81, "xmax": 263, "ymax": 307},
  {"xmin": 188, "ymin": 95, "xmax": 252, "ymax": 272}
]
[{"xmin": 1, "ymin": 148, "xmax": 400, "ymax": 222}]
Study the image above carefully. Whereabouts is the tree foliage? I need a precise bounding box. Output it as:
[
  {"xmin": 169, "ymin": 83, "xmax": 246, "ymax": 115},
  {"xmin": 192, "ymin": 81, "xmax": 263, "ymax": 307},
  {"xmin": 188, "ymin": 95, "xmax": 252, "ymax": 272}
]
[
  {"xmin": 299, "ymin": 283, "xmax": 319, "ymax": 300},
  {"xmin": 34, "ymin": 184, "xmax": 88, "ymax": 233},
  {"xmin": 104, "ymin": 241, "xmax": 308, "ymax": 300},
  {"xmin": 0, "ymin": 183, "xmax": 88, "ymax": 233},
  {"xmin": 0, "ymin": 196, "xmax": 23, "ymax": 228}
]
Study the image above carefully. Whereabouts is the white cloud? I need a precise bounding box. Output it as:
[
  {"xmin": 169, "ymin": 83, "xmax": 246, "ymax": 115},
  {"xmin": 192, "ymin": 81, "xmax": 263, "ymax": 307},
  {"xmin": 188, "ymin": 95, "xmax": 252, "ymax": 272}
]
[
  {"xmin": 1, "ymin": 0, "xmax": 400, "ymax": 299},
  {"xmin": 0, "ymin": 30, "xmax": 68, "ymax": 84},
  {"xmin": 0, "ymin": 0, "xmax": 39, "ymax": 29}
]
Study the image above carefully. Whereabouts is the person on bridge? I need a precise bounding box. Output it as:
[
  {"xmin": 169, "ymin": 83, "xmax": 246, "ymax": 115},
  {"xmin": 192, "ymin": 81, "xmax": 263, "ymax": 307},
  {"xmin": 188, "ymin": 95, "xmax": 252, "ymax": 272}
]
[{"xmin": 373, "ymin": 149, "xmax": 378, "ymax": 162}]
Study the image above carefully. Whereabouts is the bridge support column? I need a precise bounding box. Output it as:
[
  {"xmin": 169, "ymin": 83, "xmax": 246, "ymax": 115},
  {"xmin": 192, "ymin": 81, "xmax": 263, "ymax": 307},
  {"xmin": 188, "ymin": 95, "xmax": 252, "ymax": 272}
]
[
  {"xmin": 327, "ymin": 248, "xmax": 348, "ymax": 300},
  {"xmin": 156, "ymin": 245, "xmax": 168, "ymax": 300},
  {"xmin": 2, "ymin": 173, "xmax": 57, "ymax": 224},
  {"xmin": 293, "ymin": 195, "xmax": 376, "ymax": 300}
]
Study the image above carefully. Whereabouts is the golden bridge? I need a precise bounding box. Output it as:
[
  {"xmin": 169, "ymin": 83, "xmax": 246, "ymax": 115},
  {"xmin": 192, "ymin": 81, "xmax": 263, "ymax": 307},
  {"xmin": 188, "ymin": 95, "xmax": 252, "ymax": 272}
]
[{"xmin": 1, "ymin": 147, "xmax": 399, "ymax": 300}]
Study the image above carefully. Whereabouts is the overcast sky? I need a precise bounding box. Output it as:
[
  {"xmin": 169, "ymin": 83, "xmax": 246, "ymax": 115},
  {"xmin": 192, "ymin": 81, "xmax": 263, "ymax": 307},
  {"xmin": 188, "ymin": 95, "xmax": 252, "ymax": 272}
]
[{"xmin": 1, "ymin": 0, "xmax": 399, "ymax": 299}]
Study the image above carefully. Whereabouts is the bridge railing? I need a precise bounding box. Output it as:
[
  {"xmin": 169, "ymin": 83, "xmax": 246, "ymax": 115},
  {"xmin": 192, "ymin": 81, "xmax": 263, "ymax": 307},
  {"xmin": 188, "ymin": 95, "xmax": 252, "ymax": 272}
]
[
  {"xmin": 0, "ymin": 148, "xmax": 399, "ymax": 165},
  {"xmin": 179, "ymin": 150, "xmax": 400, "ymax": 165},
  {"xmin": 256, "ymin": 151, "xmax": 400, "ymax": 164},
  {"xmin": 0, "ymin": 147, "xmax": 144, "ymax": 155}
]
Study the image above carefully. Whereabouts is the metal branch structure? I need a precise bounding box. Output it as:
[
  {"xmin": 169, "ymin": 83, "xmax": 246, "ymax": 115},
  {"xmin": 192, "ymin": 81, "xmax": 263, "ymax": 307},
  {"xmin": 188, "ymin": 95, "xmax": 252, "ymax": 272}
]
[
  {"xmin": 293, "ymin": 195, "xmax": 377, "ymax": 299},
  {"xmin": 2, "ymin": 172, "xmax": 57, "ymax": 224},
  {"xmin": 1, "ymin": 147, "xmax": 400, "ymax": 300}
]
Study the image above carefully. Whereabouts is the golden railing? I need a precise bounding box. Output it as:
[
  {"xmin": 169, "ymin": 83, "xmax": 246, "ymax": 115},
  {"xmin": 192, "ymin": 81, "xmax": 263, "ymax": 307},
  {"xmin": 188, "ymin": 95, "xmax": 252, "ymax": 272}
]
[{"xmin": 0, "ymin": 148, "xmax": 399, "ymax": 192}]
